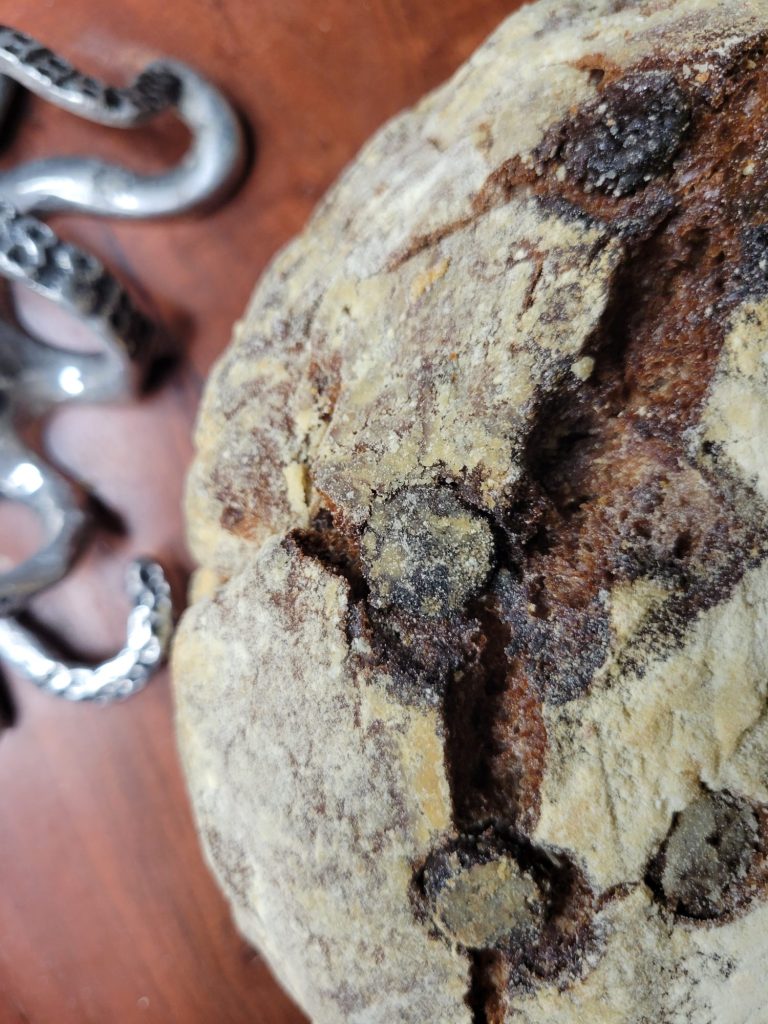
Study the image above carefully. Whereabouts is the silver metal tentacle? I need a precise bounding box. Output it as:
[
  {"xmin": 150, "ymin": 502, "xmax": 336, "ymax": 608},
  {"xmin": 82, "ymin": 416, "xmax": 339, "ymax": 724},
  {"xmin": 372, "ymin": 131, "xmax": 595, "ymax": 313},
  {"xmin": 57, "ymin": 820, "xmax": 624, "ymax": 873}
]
[
  {"xmin": 0, "ymin": 198, "xmax": 170, "ymax": 698},
  {"xmin": 0, "ymin": 27, "xmax": 244, "ymax": 217},
  {"xmin": 0, "ymin": 26, "xmax": 243, "ymax": 702},
  {"xmin": 0, "ymin": 412, "xmax": 86, "ymax": 617},
  {"xmin": 0, "ymin": 203, "xmax": 158, "ymax": 407},
  {"xmin": 0, "ymin": 559, "xmax": 173, "ymax": 702}
]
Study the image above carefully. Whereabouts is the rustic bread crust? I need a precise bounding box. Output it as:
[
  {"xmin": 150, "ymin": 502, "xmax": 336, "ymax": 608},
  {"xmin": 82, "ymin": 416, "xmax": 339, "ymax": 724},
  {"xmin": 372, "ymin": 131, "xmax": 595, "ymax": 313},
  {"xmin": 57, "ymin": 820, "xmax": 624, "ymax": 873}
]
[{"xmin": 175, "ymin": 1, "xmax": 768, "ymax": 1020}]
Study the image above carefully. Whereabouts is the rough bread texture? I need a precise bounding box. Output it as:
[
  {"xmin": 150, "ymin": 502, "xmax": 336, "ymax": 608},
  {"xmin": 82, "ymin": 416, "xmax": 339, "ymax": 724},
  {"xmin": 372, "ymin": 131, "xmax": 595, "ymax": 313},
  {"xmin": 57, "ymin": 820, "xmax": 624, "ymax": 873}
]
[{"xmin": 174, "ymin": 1, "xmax": 768, "ymax": 1020}]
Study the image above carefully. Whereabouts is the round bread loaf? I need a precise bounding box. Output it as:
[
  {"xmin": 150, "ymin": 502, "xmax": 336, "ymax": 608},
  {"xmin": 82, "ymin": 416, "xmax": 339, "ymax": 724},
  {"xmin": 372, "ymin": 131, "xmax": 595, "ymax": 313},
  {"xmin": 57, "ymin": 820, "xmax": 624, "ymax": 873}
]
[{"xmin": 174, "ymin": 1, "xmax": 768, "ymax": 1020}]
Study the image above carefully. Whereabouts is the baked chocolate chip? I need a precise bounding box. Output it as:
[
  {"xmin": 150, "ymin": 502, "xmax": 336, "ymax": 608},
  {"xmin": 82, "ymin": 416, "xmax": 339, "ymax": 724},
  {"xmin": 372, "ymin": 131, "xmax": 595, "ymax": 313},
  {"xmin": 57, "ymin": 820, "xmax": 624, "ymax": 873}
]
[
  {"xmin": 737, "ymin": 224, "xmax": 768, "ymax": 297},
  {"xmin": 557, "ymin": 71, "xmax": 691, "ymax": 196},
  {"xmin": 421, "ymin": 844, "xmax": 544, "ymax": 950},
  {"xmin": 414, "ymin": 830, "xmax": 600, "ymax": 985},
  {"xmin": 362, "ymin": 487, "xmax": 495, "ymax": 619},
  {"xmin": 652, "ymin": 791, "xmax": 761, "ymax": 920}
]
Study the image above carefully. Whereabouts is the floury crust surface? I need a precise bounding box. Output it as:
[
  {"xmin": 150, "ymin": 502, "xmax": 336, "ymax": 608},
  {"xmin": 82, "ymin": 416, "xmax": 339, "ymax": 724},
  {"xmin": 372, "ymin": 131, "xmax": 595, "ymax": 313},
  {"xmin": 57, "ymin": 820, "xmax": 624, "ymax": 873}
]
[{"xmin": 174, "ymin": 1, "xmax": 768, "ymax": 1021}]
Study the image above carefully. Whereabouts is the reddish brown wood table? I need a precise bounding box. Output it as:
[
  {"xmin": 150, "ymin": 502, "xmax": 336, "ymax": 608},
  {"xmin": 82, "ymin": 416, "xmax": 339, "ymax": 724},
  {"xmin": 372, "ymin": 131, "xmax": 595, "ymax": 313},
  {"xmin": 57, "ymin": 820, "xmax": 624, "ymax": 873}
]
[{"xmin": 0, "ymin": 2, "xmax": 520, "ymax": 1021}]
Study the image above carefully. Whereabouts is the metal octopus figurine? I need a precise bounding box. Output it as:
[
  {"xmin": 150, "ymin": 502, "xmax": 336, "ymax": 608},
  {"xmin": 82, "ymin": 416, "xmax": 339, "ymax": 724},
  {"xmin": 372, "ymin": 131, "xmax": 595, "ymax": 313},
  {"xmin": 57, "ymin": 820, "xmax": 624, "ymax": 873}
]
[{"xmin": 0, "ymin": 27, "xmax": 244, "ymax": 702}]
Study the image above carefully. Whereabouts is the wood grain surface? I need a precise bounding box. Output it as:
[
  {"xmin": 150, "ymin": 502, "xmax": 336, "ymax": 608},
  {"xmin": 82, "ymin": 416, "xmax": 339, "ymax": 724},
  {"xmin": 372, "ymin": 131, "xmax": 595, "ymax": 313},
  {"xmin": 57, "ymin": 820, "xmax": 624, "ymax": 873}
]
[{"xmin": 0, "ymin": 2, "xmax": 524, "ymax": 1021}]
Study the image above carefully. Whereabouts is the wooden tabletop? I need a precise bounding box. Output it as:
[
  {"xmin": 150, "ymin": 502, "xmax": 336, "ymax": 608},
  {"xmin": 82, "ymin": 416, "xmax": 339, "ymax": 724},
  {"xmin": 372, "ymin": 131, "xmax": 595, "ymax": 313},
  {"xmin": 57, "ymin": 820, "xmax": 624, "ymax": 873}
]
[{"xmin": 0, "ymin": 2, "xmax": 522, "ymax": 1021}]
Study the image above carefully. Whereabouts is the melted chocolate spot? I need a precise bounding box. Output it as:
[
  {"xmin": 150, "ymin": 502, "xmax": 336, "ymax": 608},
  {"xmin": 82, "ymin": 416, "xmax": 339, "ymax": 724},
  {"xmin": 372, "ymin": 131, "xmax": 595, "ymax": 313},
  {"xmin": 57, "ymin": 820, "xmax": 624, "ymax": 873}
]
[
  {"xmin": 539, "ymin": 71, "xmax": 691, "ymax": 197},
  {"xmin": 362, "ymin": 487, "xmax": 495, "ymax": 619},
  {"xmin": 647, "ymin": 790, "xmax": 768, "ymax": 921}
]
